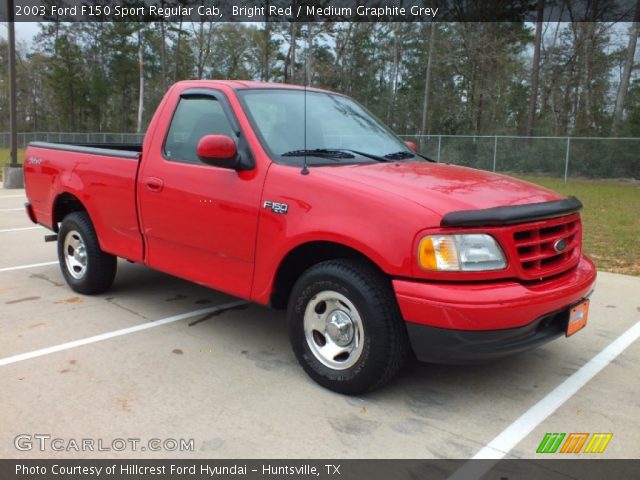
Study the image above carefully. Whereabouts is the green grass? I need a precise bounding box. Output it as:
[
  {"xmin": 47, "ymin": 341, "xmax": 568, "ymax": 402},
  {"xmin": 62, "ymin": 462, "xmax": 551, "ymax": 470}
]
[
  {"xmin": 0, "ymin": 148, "xmax": 26, "ymax": 182},
  {"xmin": 2, "ymin": 147, "xmax": 637, "ymax": 275},
  {"xmin": 517, "ymin": 176, "xmax": 640, "ymax": 276},
  {"xmin": 0, "ymin": 147, "xmax": 26, "ymax": 167}
]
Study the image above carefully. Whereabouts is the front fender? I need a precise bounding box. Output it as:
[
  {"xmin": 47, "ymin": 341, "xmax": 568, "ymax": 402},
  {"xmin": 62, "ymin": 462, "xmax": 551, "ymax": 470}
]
[{"xmin": 250, "ymin": 164, "xmax": 433, "ymax": 304}]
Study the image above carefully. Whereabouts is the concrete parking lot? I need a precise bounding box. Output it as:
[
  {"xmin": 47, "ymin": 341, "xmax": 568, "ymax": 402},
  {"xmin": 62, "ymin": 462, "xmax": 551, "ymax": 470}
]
[{"xmin": 1, "ymin": 188, "xmax": 639, "ymax": 460}]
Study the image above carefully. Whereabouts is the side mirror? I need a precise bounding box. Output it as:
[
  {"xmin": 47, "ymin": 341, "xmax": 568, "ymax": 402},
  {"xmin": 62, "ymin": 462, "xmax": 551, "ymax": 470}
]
[
  {"xmin": 406, "ymin": 140, "xmax": 418, "ymax": 153},
  {"xmin": 197, "ymin": 134, "xmax": 238, "ymax": 168}
]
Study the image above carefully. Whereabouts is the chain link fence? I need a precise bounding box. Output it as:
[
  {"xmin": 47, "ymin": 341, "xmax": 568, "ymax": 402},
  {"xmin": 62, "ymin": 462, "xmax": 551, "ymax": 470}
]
[
  {"xmin": 400, "ymin": 135, "xmax": 640, "ymax": 181},
  {"xmin": 0, "ymin": 132, "xmax": 145, "ymax": 147},
  {"xmin": 2, "ymin": 132, "xmax": 639, "ymax": 181}
]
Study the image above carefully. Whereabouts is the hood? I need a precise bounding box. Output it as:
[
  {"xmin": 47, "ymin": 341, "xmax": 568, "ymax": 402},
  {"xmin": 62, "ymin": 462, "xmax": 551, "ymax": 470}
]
[{"xmin": 320, "ymin": 162, "xmax": 564, "ymax": 217}]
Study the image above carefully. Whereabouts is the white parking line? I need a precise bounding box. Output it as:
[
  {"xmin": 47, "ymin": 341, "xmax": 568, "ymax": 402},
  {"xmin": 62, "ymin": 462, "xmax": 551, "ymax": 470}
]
[
  {"xmin": 449, "ymin": 320, "xmax": 640, "ymax": 479},
  {"xmin": 0, "ymin": 208, "xmax": 23, "ymax": 212},
  {"xmin": 0, "ymin": 300, "xmax": 249, "ymax": 367},
  {"xmin": 0, "ymin": 226, "xmax": 41, "ymax": 233},
  {"xmin": 0, "ymin": 261, "xmax": 58, "ymax": 273}
]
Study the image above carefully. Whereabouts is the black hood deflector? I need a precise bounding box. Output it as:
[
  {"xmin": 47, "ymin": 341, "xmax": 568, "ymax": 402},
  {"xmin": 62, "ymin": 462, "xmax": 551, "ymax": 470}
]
[{"xmin": 441, "ymin": 196, "xmax": 583, "ymax": 227}]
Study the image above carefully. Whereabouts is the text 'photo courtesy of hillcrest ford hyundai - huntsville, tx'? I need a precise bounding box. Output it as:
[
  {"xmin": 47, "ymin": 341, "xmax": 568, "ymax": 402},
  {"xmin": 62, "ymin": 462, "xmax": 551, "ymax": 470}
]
[{"xmin": 23, "ymin": 80, "xmax": 596, "ymax": 394}]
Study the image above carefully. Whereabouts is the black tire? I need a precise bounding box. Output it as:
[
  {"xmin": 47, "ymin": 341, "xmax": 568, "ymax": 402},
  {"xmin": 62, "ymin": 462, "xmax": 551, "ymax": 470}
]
[
  {"xmin": 288, "ymin": 259, "xmax": 409, "ymax": 394},
  {"xmin": 57, "ymin": 211, "xmax": 117, "ymax": 294}
]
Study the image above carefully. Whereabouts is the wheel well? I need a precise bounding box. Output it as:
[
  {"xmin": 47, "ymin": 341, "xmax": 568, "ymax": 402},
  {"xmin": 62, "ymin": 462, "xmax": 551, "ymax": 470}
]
[
  {"xmin": 270, "ymin": 241, "xmax": 386, "ymax": 310},
  {"xmin": 52, "ymin": 193, "xmax": 87, "ymax": 232}
]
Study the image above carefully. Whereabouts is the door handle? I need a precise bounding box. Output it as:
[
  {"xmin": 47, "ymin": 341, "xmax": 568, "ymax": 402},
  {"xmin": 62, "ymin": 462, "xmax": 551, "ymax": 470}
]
[{"xmin": 144, "ymin": 177, "xmax": 164, "ymax": 192}]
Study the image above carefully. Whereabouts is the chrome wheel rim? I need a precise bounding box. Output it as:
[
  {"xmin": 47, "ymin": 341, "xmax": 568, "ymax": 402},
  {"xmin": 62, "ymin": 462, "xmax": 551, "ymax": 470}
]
[
  {"xmin": 303, "ymin": 290, "xmax": 364, "ymax": 370},
  {"xmin": 63, "ymin": 230, "xmax": 88, "ymax": 279}
]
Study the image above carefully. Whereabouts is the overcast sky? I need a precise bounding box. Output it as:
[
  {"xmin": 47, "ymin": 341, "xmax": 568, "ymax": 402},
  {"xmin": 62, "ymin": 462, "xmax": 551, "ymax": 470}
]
[{"xmin": 1, "ymin": 22, "xmax": 41, "ymax": 45}]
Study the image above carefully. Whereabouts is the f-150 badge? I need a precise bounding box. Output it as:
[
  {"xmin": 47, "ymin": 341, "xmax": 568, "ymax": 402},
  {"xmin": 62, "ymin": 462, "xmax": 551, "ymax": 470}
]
[{"xmin": 263, "ymin": 201, "xmax": 288, "ymax": 214}]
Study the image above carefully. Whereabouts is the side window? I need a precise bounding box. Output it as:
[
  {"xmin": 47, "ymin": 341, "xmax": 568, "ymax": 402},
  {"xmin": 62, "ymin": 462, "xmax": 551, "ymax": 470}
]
[{"xmin": 164, "ymin": 97, "xmax": 236, "ymax": 164}]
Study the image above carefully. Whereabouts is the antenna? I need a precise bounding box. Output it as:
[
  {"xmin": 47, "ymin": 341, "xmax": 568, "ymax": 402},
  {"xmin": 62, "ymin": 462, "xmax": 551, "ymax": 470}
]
[
  {"xmin": 301, "ymin": 88, "xmax": 309, "ymax": 175},
  {"xmin": 301, "ymin": 21, "xmax": 309, "ymax": 175}
]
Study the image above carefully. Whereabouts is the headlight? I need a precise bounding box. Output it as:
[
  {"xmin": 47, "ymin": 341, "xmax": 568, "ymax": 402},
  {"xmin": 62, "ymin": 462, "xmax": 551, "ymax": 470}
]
[{"xmin": 418, "ymin": 234, "xmax": 506, "ymax": 271}]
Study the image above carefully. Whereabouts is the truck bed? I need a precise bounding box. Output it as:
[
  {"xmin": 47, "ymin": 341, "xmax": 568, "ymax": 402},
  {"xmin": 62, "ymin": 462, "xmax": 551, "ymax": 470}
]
[{"xmin": 24, "ymin": 141, "xmax": 145, "ymax": 263}]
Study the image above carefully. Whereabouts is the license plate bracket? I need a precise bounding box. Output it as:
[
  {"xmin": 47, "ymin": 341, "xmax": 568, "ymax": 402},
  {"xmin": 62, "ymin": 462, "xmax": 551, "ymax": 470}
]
[{"xmin": 566, "ymin": 299, "xmax": 589, "ymax": 337}]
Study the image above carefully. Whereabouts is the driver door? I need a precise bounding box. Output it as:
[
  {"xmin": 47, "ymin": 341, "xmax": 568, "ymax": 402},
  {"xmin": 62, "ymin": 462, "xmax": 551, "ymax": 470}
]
[{"xmin": 138, "ymin": 90, "xmax": 261, "ymax": 299}]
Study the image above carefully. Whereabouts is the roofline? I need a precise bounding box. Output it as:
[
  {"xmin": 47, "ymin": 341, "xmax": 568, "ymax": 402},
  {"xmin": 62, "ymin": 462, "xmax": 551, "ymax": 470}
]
[{"xmin": 173, "ymin": 79, "xmax": 334, "ymax": 94}]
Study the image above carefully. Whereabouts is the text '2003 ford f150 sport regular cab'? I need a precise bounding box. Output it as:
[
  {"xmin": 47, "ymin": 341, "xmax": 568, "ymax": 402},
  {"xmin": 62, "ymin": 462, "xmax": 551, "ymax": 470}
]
[{"xmin": 24, "ymin": 81, "xmax": 596, "ymax": 394}]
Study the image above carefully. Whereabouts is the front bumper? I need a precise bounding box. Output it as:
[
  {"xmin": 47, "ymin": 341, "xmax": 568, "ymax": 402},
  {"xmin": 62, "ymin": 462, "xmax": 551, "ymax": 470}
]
[{"xmin": 393, "ymin": 255, "xmax": 596, "ymax": 363}]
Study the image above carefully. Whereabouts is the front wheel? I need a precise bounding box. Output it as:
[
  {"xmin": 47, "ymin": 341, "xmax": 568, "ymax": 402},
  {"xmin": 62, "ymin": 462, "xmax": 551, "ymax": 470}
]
[
  {"xmin": 288, "ymin": 260, "xmax": 409, "ymax": 394},
  {"xmin": 57, "ymin": 212, "xmax": 117, "ymax": 294}
]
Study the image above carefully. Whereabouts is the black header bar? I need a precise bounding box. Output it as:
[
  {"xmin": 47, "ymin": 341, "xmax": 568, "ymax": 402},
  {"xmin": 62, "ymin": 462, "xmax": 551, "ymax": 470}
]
[
  {"xmin": 2, "ymin": 459, "xmax": 640, "ymax": 480},
  {"xmin": 2, "ymin": 0, "xmax": 638, "ymax": 22}
]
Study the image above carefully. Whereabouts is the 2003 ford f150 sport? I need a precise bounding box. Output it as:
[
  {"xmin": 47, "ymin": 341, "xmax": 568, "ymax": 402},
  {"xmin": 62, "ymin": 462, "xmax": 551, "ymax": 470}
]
[{"xmin": 24, "ymin": 80, "xmax": 596, "ymax": 394}]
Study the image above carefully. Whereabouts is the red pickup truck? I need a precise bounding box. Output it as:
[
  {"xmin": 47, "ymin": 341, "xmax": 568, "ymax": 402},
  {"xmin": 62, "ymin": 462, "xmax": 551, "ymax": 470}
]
[{"xmin": 24, "ymin": 81, "xmax": 596, "ymax": 394}]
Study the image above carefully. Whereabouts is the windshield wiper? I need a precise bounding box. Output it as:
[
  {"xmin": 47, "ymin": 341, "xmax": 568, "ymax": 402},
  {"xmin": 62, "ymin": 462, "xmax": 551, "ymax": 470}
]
[
  {"xmin": 417, "ymin": 153, "xmax": 436, "ymax": 162},
  {"xmin": 383, "ymin": 148, "xmax": 441, "ymax": 162},
  {"xmin": 384, "ymin": 151, "xmax": 415, "ymax": 160},
  {"xmin": 331, "ymin": 149, "xmax": 391, "ymax": 162},
  {"xmin": 282, "ymin": 148, "xmax": 396, "ymax": 163},
  {"xmin": 386, "ymin": 150, "xmax": 437, "ymax": 162},
  {"xmin": 282, "ymin": 149, "xmax": 355, "ymax": 159}
]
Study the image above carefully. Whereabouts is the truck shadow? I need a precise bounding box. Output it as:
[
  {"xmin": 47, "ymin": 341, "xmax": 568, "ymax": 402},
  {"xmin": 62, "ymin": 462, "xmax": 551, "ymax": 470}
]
[{"xmin": 99, "ymin": 260, "xmax": 574, "ymax": 419}]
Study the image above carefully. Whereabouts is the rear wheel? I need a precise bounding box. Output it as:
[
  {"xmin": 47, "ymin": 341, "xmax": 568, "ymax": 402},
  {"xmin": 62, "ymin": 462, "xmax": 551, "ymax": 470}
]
[
  {"xmin": 57, "ymin": 212, "xmax": 117, "ymax": 294},
  {"xmin": 288, "ymin": 260, "xmax": 409, "ymax": 394}
]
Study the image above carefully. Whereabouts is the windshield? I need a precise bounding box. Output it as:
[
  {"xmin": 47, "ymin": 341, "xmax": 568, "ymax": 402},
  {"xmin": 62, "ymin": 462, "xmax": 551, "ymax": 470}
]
[{"xmin": 237, "ymin": 89, "xmax": 416, "ymax": 166}]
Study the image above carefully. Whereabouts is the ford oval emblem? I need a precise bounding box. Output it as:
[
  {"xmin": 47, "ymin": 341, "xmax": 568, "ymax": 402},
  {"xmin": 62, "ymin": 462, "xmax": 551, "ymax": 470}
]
[{"xmin": 554, "ymin": 239, "xmax": 567, "ymax": 253}]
